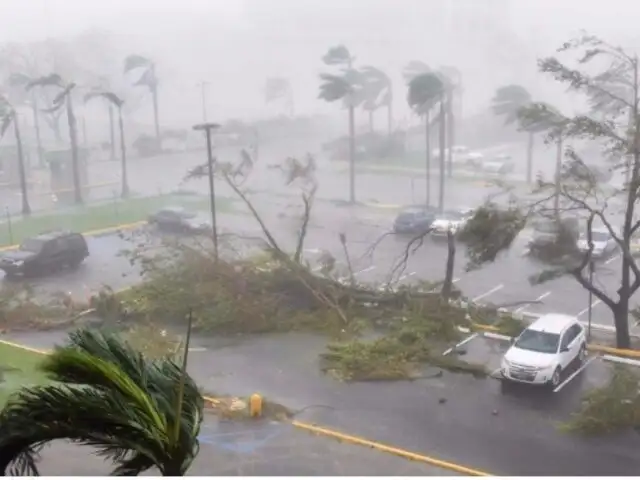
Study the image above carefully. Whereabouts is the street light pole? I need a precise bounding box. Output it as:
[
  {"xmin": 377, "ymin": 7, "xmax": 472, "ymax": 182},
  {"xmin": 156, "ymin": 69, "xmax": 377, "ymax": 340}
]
[
  {"xmin": 587, "ymin": 259, "xmax": 594, "ymax": 341},
  {"xmin": 198, "ymin": 82, "xmax": 210, "ymax": 123},
  {"xmin": 193, "ymin": 122, "xmax": 221, "ymax": 260}
]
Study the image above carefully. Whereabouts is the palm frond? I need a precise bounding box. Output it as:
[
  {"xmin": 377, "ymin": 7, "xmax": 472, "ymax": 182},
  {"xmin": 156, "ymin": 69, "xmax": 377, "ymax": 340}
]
[
  {"xmin": 84, "ymin": 90, "xmax": 124, "ymax": 108},
  {"xmin": 26, "ymin": 74, "xmax": 63, "ymax": 91},
  {"xmin": 134, "ymin": 68, "xmax": 157, "ymax": 89},
  {"xmin": 318, "ymin": 73, "xmax": 352, "ymax": 102},
  {"xmin": 491, "ymin": 84, "xmax": 532, "ymax": 123},
  {"xmin": 124, "ymin": 54, "xmax": 152, "ymax": 73},
  {"xmin": 7, "ymin": 73, "xmax": 32, "ymax": 88},
  {"xmin": 516, "ymin": 101, "xmax": 567, "ymax": 134},
  {"xmin": 407, "ymin": 73, "xmax": 445, "ymax": 113},
  {"xmin": 403, "ymin": 60, "xmax": 430, "ymax": 83},
  {"xmin": 322, "ymin": 45, "xmax": 352, "ymax": 66},
  {"xmin": 52, "ymin": 83, "xmax": 76, "ymax": 106}
]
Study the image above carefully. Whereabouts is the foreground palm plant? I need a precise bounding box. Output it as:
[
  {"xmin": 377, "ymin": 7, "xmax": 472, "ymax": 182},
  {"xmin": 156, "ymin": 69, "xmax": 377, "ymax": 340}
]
[{"xmin": 0, "ymin": 321, "xmax": 203, "ymax": 476}]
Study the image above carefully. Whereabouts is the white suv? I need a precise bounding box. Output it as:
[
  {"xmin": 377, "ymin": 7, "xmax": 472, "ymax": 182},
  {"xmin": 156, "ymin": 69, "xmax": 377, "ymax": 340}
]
[{"xmin": 500, "ymin": 314, "xmax": 587, "ymax": 388}]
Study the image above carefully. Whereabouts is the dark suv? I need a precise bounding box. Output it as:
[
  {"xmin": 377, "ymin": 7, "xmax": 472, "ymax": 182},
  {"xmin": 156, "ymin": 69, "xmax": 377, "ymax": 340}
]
[{"xmin": 0, "ymin": 230, "xmax": 89, "ymax": 278}]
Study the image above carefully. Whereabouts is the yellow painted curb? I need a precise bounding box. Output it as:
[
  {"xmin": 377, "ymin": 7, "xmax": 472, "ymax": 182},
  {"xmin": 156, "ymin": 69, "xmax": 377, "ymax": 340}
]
[
  {"xmin": 291, "ymin": 420, "xmax": 491, "ymax": 476},
  {"xmin": 0, "ymin": 221, "xmax": 147, "ymax": 252},
  {"xmin": 471, "ymin": 323, "xmax": 500, "ymax": 333},
  {"xmin": 586, "ymin": 343, "xmax": 640, "ymax": 358},
  {"xmin": 0, "ymin": 338, "xmax": 493, "ymax": 476}
]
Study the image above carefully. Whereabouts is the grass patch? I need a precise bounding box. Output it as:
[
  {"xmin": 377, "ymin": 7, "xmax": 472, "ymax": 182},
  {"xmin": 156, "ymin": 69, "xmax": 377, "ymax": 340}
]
[
  {"xmin": 0, "ymin": 342, "xmax": 48, "ymax": 406},
  {"xmin": 0, "ymin": 193, "xmax": 235, "ymax": 246}
]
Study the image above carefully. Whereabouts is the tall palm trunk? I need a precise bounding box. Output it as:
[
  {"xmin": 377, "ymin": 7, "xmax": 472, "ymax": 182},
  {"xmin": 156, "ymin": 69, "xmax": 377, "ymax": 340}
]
[
  {"xmin": 348, "ymin": 105, "xmax": 356, "ymax": 204},
  {"xmin": 13, "ymin": 115, "xmax": 30, "ymax": 216},
  {"xmin": 446, "ymin": 92, "xmax": 454, "ymax": 178},
  {"xmin": 151, "ymin": 65, "xmax": 160, "ymax": 148},
  {"xmin": 425, "ymin": 113, "xmax": 431, "ymax": 207},
  {"xmin": 387, "ymin": 92, "xmax": 393, "ymax": 137},
  {"xmin": 438, "ymin": 98, "xmax": 446, "ymax": 212},
  {"xmin": 526, "ymin": 131, "xmax": 534, "ymax": 184},
  {"xmin": 31, "ymin": 95, "xmax": 43, "ymax": 168},
  {"xmin": 108, "ymin": 105, "xmax": 116, "ymax": 160},
  {"xmin": 554, "ymin": 138, "xmax": 563, "ymax": 214},
  {"xmin": 118, "ymin": 108, "xmax": 129, "ymax": 198},
  {"xmin": 66, "ymin": 96, "xmax": 83, "ymax": 204}
]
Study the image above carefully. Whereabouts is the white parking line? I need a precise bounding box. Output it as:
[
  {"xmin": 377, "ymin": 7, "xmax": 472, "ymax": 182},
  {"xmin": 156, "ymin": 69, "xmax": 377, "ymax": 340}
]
[
  {"xmin": 513, "ymin": 291, "xmax": 551, "ymax": 314},
  {"xmin": 442, "ymin": 332, "xmax": 478, "ymax": 356},
  {"xmin": 398, "ymin": 271, "xmax": 416, "ymax": 282},
  {"xmin": 553, "ymin": 356, "xmax": 597, "ymax": 393},
  {"xmin": 429, "ymin": 278, "xmax": 460, "ymax": 293},
  {"xmin": 577, "ymin": 299, "xmax": 602, "ymax": 317},
  {"xmin": 605, "ymin": 254, "xmax": 620, "ymax": 265},
  {"xmin": 472, "ymin": 284, "xmax": 504, "ymax": 302}
]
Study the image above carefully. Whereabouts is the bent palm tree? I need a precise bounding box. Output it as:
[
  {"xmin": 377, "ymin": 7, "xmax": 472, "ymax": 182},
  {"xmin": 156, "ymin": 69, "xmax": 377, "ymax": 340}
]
[
  {"xmin": 492, "ymin": 85, "xmax": 535, "ymax": 183},
  {"xmin": 407, "ymin": 73, "xmax": 447, "ymax": 212},
  {"xmin": 26, "ymin": 74, "xmax": 82, "ymax": 204},
  {"xmin": 318, "ymin": 70, "xmax": 362, "ymax": 203},
  {"xmin": 124, "ymin": 55, "xmax": 160, "ymax": 145},
  {"xmin": 85, "ymin": 91, "xmax": 129, "ymax": 197},
  {"xmin": 359, "ymin": 66, "xmax": 392, "ymax": 135},
  {"xmin": 7, "ymin": 73, "xmax": 44, "ymax": 168},
  {"xmin": 0, "ymin": 96, "xmax": 30, "ymax": 215},
  {"xmin": 0, "ymin": 326, "xmax": 203, "ymax": 476}
]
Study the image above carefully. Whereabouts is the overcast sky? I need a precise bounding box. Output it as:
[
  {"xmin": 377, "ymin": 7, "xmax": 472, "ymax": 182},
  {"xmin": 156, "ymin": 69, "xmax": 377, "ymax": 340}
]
[{"xmin": 2, "ymin": 0, "xmax": 639, "ymax": 124}]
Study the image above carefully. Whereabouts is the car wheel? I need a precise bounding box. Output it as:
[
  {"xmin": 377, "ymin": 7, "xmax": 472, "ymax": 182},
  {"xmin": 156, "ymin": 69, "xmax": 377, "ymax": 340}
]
[
  {"xmin": 549, "ymin": 367, "xmax": 562, "ymax": 389},
  {"xmin": 578, "ymin": 344, "xmax": 587, "ymax": 364}
]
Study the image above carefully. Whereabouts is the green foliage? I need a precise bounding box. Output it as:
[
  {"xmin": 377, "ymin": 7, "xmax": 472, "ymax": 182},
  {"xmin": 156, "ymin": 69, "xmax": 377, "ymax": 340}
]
[
  {"xmin": 458, "ymin": 203, "xmax": 527, "ymax": 270},
  {"xmin": 0, "ymin": 328, "xmax": 204, "ymax": 476},
  {"xmin": 563, "ymin": 366, "xmax": 640, "ymax": 435},
  {"xmin": 402, "ymin": 60, "xmax": 430, "ymax": 83},
  {"xmin": 322, "ymin": 45, "xmax": 352, "ymax": 66},
  {"xmin": 407, "ymin": 72, "xmax": 445, "ymax": 114},
  {"xmin": 491, "ymin": 84, "xmax": 532, "ymax": 125}
]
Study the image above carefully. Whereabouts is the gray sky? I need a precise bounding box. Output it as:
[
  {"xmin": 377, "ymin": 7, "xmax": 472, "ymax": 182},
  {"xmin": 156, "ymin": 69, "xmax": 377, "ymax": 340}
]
[{"xmin": 2, "ymin": 0, "xmax": 640, "ymax": 124}]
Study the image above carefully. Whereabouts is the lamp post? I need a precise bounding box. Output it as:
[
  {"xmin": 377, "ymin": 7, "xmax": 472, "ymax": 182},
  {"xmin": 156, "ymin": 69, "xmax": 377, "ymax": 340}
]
[
  {"xmin": 192, "ymin": 122, "xmax": 220, "ymax": 260},
  {"xmin": 197, "ymin": 82, "xmax": 210, "ymax": 123}
]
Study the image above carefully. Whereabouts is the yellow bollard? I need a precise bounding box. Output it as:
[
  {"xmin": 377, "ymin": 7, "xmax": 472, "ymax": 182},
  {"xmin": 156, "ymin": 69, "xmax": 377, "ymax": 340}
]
[{"xmin": 249, "ymin": 393, "xmax": 263, "ymax": 418}]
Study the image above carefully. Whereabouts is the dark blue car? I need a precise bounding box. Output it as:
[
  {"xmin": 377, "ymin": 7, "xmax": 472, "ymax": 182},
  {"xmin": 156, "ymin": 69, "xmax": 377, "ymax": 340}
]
[{"xmin": 393, "ymin": 205, "xmax": 439, "ymax": 234}]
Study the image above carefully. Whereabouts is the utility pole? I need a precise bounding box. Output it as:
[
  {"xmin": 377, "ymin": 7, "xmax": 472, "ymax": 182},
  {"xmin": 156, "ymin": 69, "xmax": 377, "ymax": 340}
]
[
  {"xmin": 192, "ymin": 122, "xmax": 220, "ymax": 260},
  {"xmin": 198, "ymin": 82, "xmax": 210, "ymax": 123}
]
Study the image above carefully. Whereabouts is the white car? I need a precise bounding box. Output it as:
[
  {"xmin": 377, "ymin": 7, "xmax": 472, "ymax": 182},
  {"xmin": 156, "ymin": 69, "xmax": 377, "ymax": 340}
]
[
  {"xmin": 430, "ymin": 208, "xmax": 474, "ymax": 236},
  {"xmin": 500, "ymin": 313, "xmax": 587, "ymax": 389},
  {"xmin": 576, "ymin": 228, "xmax": 617, "ymax": 258}
]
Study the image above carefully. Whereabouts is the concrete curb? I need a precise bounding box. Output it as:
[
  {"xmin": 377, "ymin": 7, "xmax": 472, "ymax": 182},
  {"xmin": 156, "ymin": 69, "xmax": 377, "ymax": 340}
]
[{"xmin": 0, "ymin": 338, "xmax": 493, "ymax": 476}]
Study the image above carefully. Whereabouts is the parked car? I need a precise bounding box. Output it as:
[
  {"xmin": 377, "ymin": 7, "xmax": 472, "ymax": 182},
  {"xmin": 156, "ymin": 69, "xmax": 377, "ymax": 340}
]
[
  {"xmin": 528, "ymin": 216, "xmax": 580, "ymax": 248},
  {"xmin": 430, "ymin": 208, "xmax": 475, "ymax": 237},
  {"xmin": 480, "ymin": 159, "xmax": 515, "ymax": 175},
  {"xmin": 500, "ymin": 313, "xmax": 587, "ymax": 389},
  {"xmin": 0, "ymin": 230, "xmax": 89, "ymax": 278},
  {"xmin": 148, "ymin": 207, "xmax": 212, "ymax": 235},
  {"xmin": 576, "ymin": 228, "xmax": 617, "ymax": 258},
  {"xmin": 393, "ymin": 205, "xmax": 439, "ymax": 234}
]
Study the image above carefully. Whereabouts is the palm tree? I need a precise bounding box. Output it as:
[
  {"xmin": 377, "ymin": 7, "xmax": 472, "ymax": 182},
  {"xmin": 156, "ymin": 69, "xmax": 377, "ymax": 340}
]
[
  {"xmin": 439, "ymin": 66, "xmax": 462, "ymax": 178},
  {"xmin": 359, "ymin": 66, "xmax": 393, "ymax": 135},
  {"xmin": 0, "ymin": 326, "xmax": 203, "ymax": 476},
  {"xmin": 124, "ymin": 55, "xmax": 160, "ymax": 146},
  {"xmin": 6, "ymin": 73, "xmax": 44, "ymax": 168},
  {"xmin": 407, "ymin": 73, "xmax": 447, "ymax": 212},
  {"xmin": 0, "ymin": 96, "xmax": 30, "ymax": 215},
  {"xmin": 264, "ymin": 77, "xmax": 294, "ymax": 117},
  {"xmin": 319, "ymin": 45, "xmax": 360, "ymax": 204},
  {"xmin": 85, "ymin": 90, "xmax": 129, "ymax": 197},
  {"xmin": 492, "ymin": 85, "xmax": 535, "ymax": 184},
  {"xmin": 26, "ymin": 74, "xmax": 82, "ymax": 204}
]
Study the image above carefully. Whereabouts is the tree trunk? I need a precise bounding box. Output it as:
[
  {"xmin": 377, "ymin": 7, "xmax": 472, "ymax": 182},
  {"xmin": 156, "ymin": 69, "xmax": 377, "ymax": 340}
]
[
  {"xmin": 368, "ymin": 110, "xmax": 374, "ymax": 133},
  {"xmin": 425, "ymin": 113, "xmax": 431, "ymax": 207},
  {"xmin": 31, "ymin": 95, "xmax": 44, "ymax": 168},
  {"xmin": 151, "ymin": 65, "xmax": 161, "ymax": 148},
  {"xmin": 66, "ymin": 96, "xmax": 83, "ymax": 205},
  {"xmin": 554, "ymin": 138, "xmax": 562, "ymax": 214},
  {"xmin": 526, "ymin": 131, "xmax": 534, "ymax": 184},
  {"xmin": 613, "ymin": 302, "xmax": 631, "ymax": 349},
  {"xmin": 13, "ymin": 115, "xmax": 30, "ymax": 216},
  {"xmin": 441, "ymin": 229, "xmax": 456, "ymax": 300},
  {"xmin": 446, "ymin": 93, "xmax": 454, "ymax": 178},
  {"xmin": 387, "ymin": 93, "xmax": 393, "ymax": 137},
  {"xmin": 108, "ymin": 105, "xmax": 116, "ymax": 160},
  {"xmin": 118, "ymin": 108, "xmax": 129, "ymax": 198},
  {"xmin": 348, "ymin": 105, "xmax": 356, "ymax": 204},
  {"xmin": 438, "ymin": 99, "xmax": 446, "ymax": 212}
]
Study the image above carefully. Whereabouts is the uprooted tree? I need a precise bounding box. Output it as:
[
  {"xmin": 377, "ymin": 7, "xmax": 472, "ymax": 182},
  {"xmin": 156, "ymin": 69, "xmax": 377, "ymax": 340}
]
[{"xmin": 465, "ymin": 33, "xmax": 640, "ymax": 349}]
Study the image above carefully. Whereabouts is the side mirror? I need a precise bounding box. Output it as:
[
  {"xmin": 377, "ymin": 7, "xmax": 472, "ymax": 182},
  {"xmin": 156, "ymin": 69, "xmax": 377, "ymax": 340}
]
[{"xmin": 561, "ymin": 346, "xmax": 569, "ymax": 353}]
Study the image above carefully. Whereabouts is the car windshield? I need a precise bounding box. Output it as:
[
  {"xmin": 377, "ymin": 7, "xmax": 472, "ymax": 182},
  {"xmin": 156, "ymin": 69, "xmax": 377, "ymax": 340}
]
[
  {"xmin": 580, "ymin": 231, "xmax": 610, "ymax": 242},
  {"xmin": 20, "ymin": 238, "xmax": 45, "ymax": 253},
  {"xmin": 514, "ymin": 329, "xmax": 560, "ymax": 354}
]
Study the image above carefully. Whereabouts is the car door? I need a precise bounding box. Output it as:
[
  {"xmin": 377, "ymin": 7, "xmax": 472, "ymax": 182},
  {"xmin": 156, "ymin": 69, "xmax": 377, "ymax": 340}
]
[
  {"xmin": 39, "ymin": 239, "xmax": 64, "ymax": 272},
  {"xmin": 558, "ymin": 327, "xmax": 577, "ymax": 369}
]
